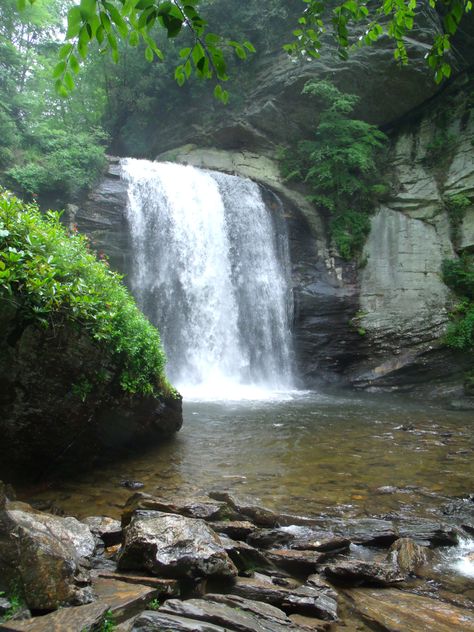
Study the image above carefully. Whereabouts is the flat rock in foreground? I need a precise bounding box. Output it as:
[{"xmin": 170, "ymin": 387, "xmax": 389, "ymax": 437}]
[
  {"xmin": 117, "ymin": 512, "xmax": 237, "ymax": 579},
  {"xmin": 344, "ymin": 588, "xmax": 474, "ymax": 632},
  {"xmin": 159, "ymin": 594, "xmax": 307, "ymax": 632},
  {"xmin": 0, "ymin": 504, "xmax": 94, "ymax": 610}
]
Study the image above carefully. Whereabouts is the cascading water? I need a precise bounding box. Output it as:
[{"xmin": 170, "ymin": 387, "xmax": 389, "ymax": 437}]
[{"xmin": 120, "ymin": 158, "xmax": 293, "ymax": 399}]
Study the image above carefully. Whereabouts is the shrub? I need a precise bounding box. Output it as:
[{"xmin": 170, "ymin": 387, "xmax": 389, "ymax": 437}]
[
  {"xmin": 281, "ymin": 80, "xmax": 388, "ymax": 260},
  {"xmin": 442, "ymin": 254, "xmax": 474, "ymax": 351},
  {"xmin": 6, "ymin": 126, "xmax": 107, "ymax": 198},
  {"xmin": 0, "ymin": 189, "xmax": 172, "ymax": 397},
  {"xmin": 444, "ymin": 193, "xmax": 471, "ymax": 246}
]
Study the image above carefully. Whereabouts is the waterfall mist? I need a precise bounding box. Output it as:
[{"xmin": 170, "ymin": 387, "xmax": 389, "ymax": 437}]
[{"xmin": 121, "ymin": 158, "xmax": 293, "ymax": 399}]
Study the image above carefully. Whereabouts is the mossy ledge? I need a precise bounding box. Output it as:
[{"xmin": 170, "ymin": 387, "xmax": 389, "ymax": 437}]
[{"xmin": 0, "ymin": 190, "xmax": 182, "ymax": 481}]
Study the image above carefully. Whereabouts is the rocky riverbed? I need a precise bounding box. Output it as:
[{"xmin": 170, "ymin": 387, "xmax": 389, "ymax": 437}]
[{"xmin": 1, "ymin": 481, "xmax": 473, "ymax": 631}]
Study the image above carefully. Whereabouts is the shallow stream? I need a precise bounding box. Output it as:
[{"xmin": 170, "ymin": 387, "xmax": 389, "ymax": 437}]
[{"xmin": 19, "ymin": 389, "xmax": 472, "ymax": 518}]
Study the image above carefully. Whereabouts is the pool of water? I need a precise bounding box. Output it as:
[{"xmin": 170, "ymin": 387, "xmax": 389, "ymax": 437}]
[{"xmin": 19, "ymin": 389, "xmax": 474, "ymax": 523}]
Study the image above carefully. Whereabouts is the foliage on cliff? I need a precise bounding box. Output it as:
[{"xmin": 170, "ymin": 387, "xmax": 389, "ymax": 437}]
[
  {"xmin": 0, "ymin": 189, "xmax": 171, "ymax": 396},
  {"xmin": 281, "ymin": 81, "xmax": 388, "ymax": 260},
  {"xmin": 443, "ymin": 254, "xmax": 474, "ymax": 351}
]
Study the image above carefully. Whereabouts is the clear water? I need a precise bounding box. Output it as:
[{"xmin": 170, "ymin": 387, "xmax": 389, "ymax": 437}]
[{"xmin": 21, "ymin": 390, "xmax": 473, "ymax": 522}]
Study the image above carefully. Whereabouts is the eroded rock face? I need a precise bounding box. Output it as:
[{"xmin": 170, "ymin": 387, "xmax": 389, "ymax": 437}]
[
  {"xmin": 117, "ymin": 512, "xmax": 238, "ymax": 579},
  {"xmin": 0, "ymin": 504, "xmax": 95, "ymax": 610}
]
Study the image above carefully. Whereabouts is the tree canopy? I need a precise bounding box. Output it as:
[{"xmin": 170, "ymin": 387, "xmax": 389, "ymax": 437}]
[{"xmin": 16, "ymin": 0, "xmax": 473, "ymax": 102}]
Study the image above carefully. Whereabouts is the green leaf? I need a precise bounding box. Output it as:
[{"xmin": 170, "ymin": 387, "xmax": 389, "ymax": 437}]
[
  {"xmin": 243, "ymin": 40, "xmax": 256, "ymax": 53},
  {"xmin": 59, "ymin": 43, "xmax": 73, "ymax": 59},
  {"xmin": 145, "ymin": 46, "xmax": 153, "ymax": 61},
  {"xmin": 129, "ymin": 30, "xmax": 139, "ymax": 46},
  {"xmin": 69, "ymin": 54, "xmax": 80, "ymax": 73},
  {"xmin": 66, "ymin": 6, "xmax": 83, "ymax": 39},
  {"xmin": 52, "ymin": 61, "xmax": 66, "ymax": 78},
  {"xmin": 63, "ymin": 70, "xmax": 75, "ymax": 91}
]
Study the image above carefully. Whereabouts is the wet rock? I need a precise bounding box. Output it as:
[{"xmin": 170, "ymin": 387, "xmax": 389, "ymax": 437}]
[
  {"xmin": 343, "ymin": 588, "xmax": 474, "ymax": 631},
  {"xmin": 210, "ymin": 520, "xmax": 256, "ymax": 541},
  {"xmin": 387, "ymin": 537, "xmax": 431, "ymax": 575},
  {"xmin": 230, "ymin": 572, "xmax": 337, "ymax": 622},
  {"xmin": 231, "ymin": 572, "xmax": 301, "ymax": 606},
  {"xmin": 92, "ymin": 576, "xmax": 163, "ymax": 623},
  {"xmin": 208, "ymin": 492, "xmax": 279, "ymax": 527},
  {"xmin": 96, "ymin": 570, "xmax": 180, "ymax": 596},
  {"xmin": 1, "ymin": 601, "xmax": 110, "ymax": 632},
  {"xmin": 120, "ymin": 480, "xmax": 145, "ymax": 490},
  {"xmin": 117, "ymin": 512, "xmax": 238, "ymax": 579},
  {"xmin": 288, "ymin": 614, "xmax": 331, "ymax": 631},
  {"xmin": 121, "ymin": 493, "xmax": 229, "ymax": 527},
  {"xmin": 160, "ymin": 594, "xmax": 302, "ymax": 632},
  {"xmin": 282, "ymin": 585, "xmax": 338, "ymax": 622},
  {"xmin": 82, "ymin": 516, "xmax": 122, "ymax": 547},
  {"xmin": 247, "ymin": 529, "xmax": 294, "ymax": 550},
  {"xmin": 0, "ymin": 505, "xmax": 94, "ymax": 610},
  {"xmin": 281, "ymin": 526, "xmax": 350, "ymax": 553},
  {"xmin": 342, "ymin": 519, "xmax": 398, "ymax": 547},
  {"xmin": 442, "ymin": 495, "xmax": 474, "ymax": 534},
  {"xmin": 306, "ymin": 575, "xmax": 339, "ymax": 601},
  {"xmin": 219, "ymin": 534, "xmax": 274, "ymax": 572},
  {"xmin": 394, "ymin": 518, "xmax": 459, "ymax": 547},
  {"xmin": 132, "ymin": 611, "xmax": 228, "ymax": 631},
  {"xmin": 266, "ymin": 549, "xmax": 327, "ymax": 575},
  {"xmin": 323, "ymin": 560, "xmax": 404, "ymax": 587}
]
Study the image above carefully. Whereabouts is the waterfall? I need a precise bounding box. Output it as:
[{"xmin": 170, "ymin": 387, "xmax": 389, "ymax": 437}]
[{"xmin": 120, "ymin": 158, "xmax": 293, "ymax": 399}]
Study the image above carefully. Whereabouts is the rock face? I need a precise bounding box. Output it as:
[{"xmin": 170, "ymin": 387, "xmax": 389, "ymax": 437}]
[{"xmin": 0, "ymin": 285, "xmax": 182, "ymax": 480}]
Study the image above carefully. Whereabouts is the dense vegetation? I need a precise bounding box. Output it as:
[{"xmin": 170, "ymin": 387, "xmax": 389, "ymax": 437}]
[
  {"xmin": 0, "ymin": 0, "xmax": 108, "ymax": 200},
  {"xmin": 443, "ymin": 254, "xmax": 474, "ymax": 352},
  {"xmin": 281, "ymin": 80, "xmax": 388, "ymax": 260},
  {"xmin": 0, "ymin": 189, "xmax": 171, "ymax": 396}
]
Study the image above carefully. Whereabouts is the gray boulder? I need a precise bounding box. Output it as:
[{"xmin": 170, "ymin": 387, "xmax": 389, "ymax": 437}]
[{"xmin": 117, "ymin": 512, "xmax": 238, "ymax": 579}]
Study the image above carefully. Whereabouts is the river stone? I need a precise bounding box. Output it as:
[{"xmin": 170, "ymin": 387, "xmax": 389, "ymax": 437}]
[
  {"xmin": 219, "ymin": 534, "xmax": 274, "ymax": 572},
  {"xmin": 230, "ymin": 572, "xmax": 337, "ymax": 620},
  {"xmin": 210, "ymin": 520, "xmax": 257, "ymax": 540},
  {"xmin": 209, "ymin": 492, "xmax": 280, "ymax": 527},
  {"xmin": 247, "ymin": 529, "xmax": 294, "ymax": 549},
  {"xmin": 387, "ymin": 537, "xmax": 431, "ymax": 575},
  {"xmin": 266, "ymin": 549, "xmax": 327, "ymax": 574},
  {"xmin": 82, "ymin": 515, "xmax": 122, "ymax": 546},
  {"xmin": 97, "ymin": 570, "xmax": 180, "ymax": 596},
  {"xmin": 340, "ymin": 518, "xmax": 398, "ymax": 547},
  {"xmin": 323, "ymin": 560, "xmax": 404, "ymax": 587},
  {"xmin": 117, "ymin": 512, "xmax": 238, "ymax": 579},
  {"xmin": 0, "ymin": 601, "xmax": 110, "ymax": 632},
  {"xmin": 279, "ymin": 526, "xmax": 350, "ymax": 553},
  {"xmin": 0, "ymin": 505, "xmax": 94, "ymax": 610},
  {"xmin": 343, "ymin": 588, "xmax": 474, "ymax": 632},
  {"xmin": 132, "ymin": 611, "xmax": 229, "ymax": 631},
  {"xmin": 121, "ymin": 493, "xmax": 230, "ymax": 527},
  {"xmin": 394, "ymin": 518, "xmax": 459, "ymax": 546},
  {"xmin": 159, "ymin": 594, "xmax": 302, "ymax": 632}
]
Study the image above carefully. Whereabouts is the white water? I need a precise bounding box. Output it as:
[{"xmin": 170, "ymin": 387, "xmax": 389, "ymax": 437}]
[{"xmin": 121, "ymin": 159, "xmax": 293, "ymax": 399}]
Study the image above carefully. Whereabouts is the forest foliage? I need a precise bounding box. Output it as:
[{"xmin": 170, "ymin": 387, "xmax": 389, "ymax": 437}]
[
  {"xmin": 281, "ymin": 80, "xmax": 388, "ymax": 260},
  {"xmin": 0, "ymin": 189, "xmax": 171, "ymax": 396}
]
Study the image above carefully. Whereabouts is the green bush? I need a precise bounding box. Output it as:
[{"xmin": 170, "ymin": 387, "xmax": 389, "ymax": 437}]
[
  {"xmin": 0, "ymin": 189, "xmax": 172, "ymax": 397},
  {"xmin": 6, "ymin": 126, "xmax": 107, "ymax": 198},
  {"xmin": 442, "ymin": 254, "xmax": 474, "ymax": 351},
  {"xmin": 281, "ymin": 80, "xmax": 388, "ymax": 260},
  {"xmin": 444, "ymin": 193, "xmax": 471, "ymax": 245}
]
